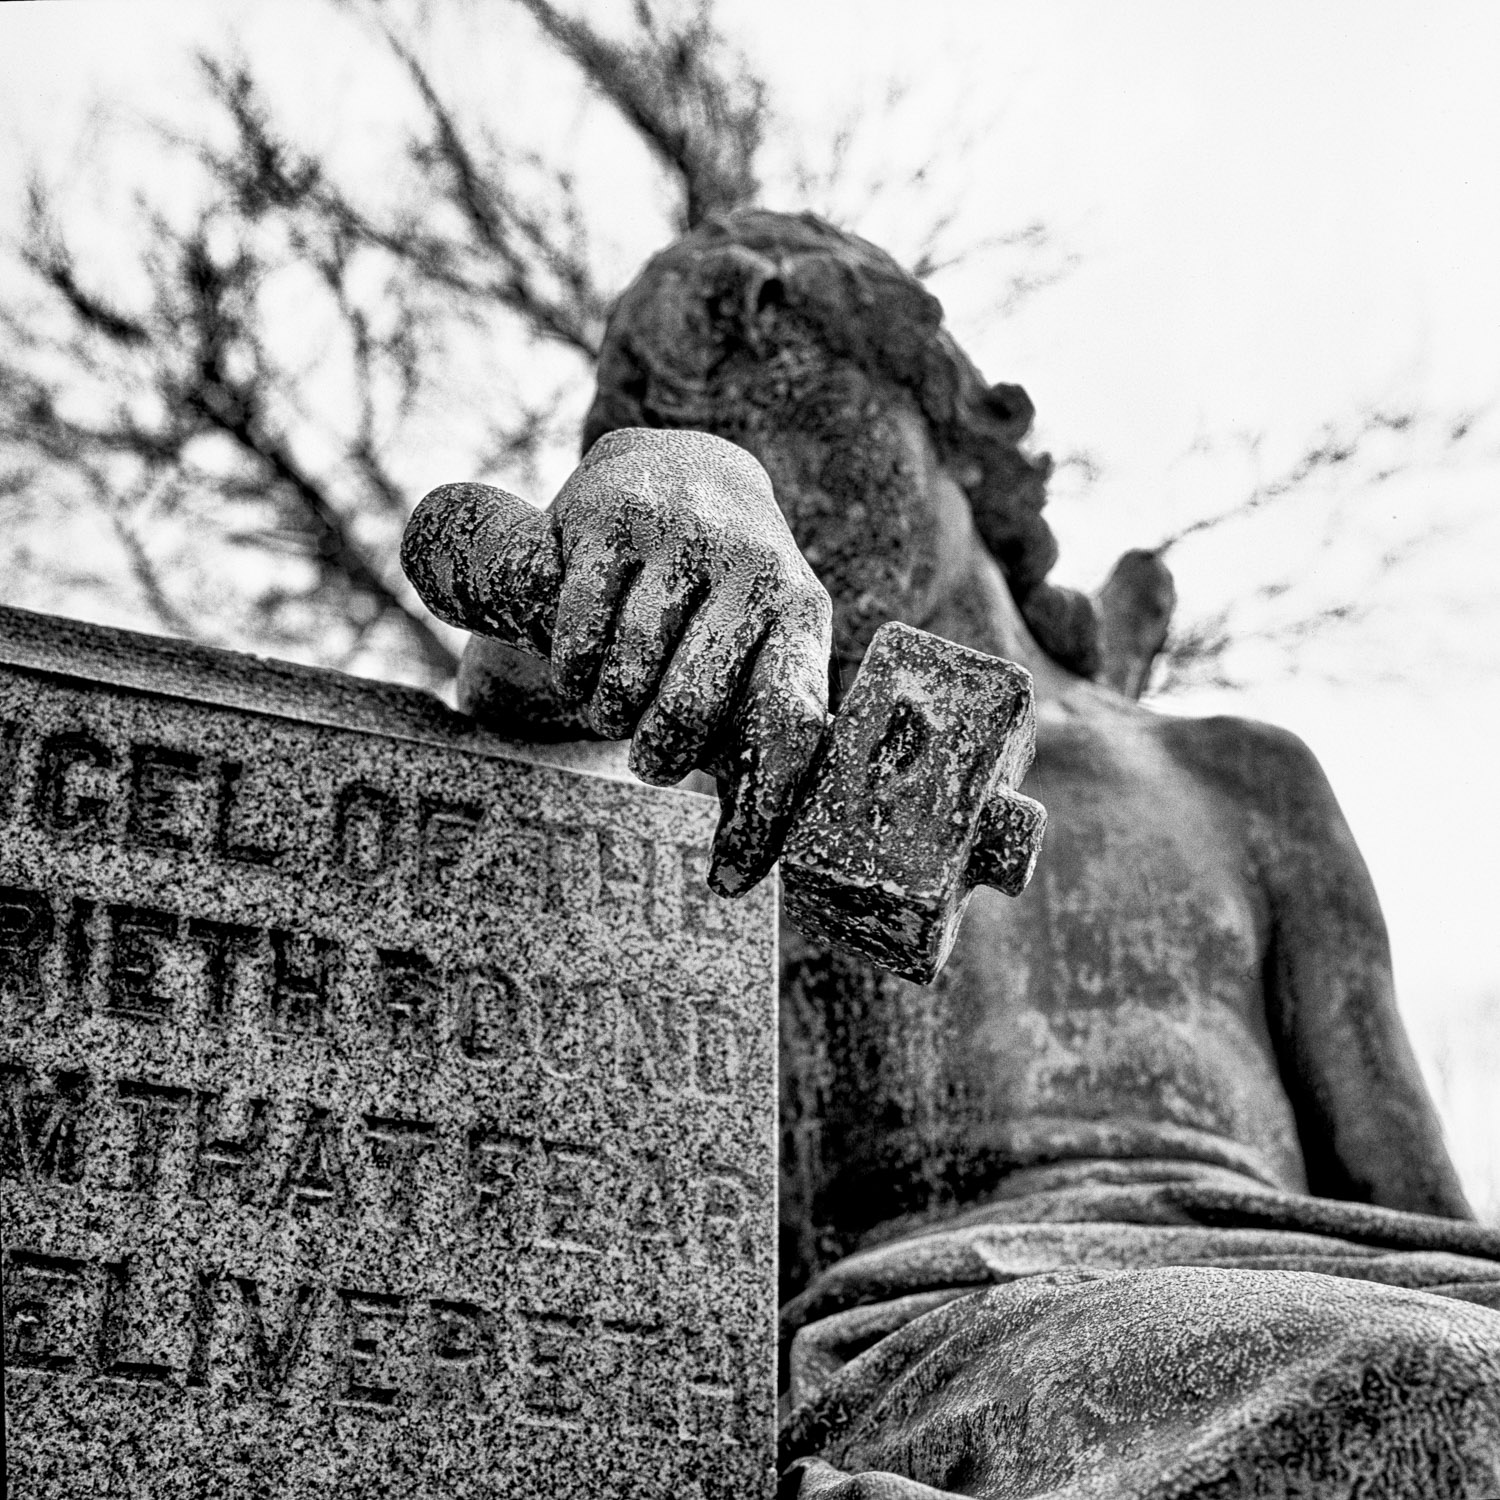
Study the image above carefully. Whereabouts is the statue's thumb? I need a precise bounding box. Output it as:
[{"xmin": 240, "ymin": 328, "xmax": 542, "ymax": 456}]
[{"xmin": 402, "ymin": 482, "xmax": 562, "ymax": 658}]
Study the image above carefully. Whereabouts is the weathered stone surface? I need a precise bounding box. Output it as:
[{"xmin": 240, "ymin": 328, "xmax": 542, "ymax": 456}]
[
  {"xmin": 568, "ymin": 210, "xmax": 1500, "ymax": 1497},
  {"xmin": 402, "ymin": 428, "xmax": 835, "ymax": 904},
  {"xmin": 0, "ymin": 604, "xmax": 778, "ymax": 1499},
  {"xmin": 779, "ymin": 621, "xmax": 1045, "ymax": 985},
  {"xmin": 403, "ymin": 453, "xmax": 1045, "ymax": 986},
  {"xmin": 1092, "ymin": 547, "xmax": 1177, "ymax": 701}
]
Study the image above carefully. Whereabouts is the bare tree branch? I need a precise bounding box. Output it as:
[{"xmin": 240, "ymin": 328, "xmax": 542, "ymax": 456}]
[
  {"xmin": 9, "ymin": 0, "xmax": 1477, "ymax": 714},
  {"xmin": 514, "ymin": 0, "xmax": 763, "ymax": 226},
  {"xmin": 20, "ymin": 180, "xmax": 153, "ymax": 347},
  {"xmin": 1154, "ymin": 406, "xmax": 1471, "ymax": 555},
  {"xmin": 189, "ymin": 49, "xmax": 608, "ymax": 357},
  {"xmin": 2, "ymin": 189, "xmax": 462, "ymax": 679},
  {"xmin": 109, "ymin": 510, "xmax": 197, "ymax": 638},
  {"xmin": 1146, "ymin": 402, "xmax": 1493, "ymax": 693}
]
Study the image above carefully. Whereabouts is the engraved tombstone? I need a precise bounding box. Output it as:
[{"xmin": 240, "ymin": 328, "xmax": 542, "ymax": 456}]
[{"xmin": 0, "ymin": 604, "xmax": 778, "ymax": 1499}]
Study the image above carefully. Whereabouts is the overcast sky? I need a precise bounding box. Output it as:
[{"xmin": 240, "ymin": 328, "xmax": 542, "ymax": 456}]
[{"xmin": 2, "ymin": 0, "xmax": 1498, "ymax": 1209}]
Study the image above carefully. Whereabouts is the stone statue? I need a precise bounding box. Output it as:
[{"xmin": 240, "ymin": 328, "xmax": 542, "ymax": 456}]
[{"xmin": 404, "ymin": 212, "xmax": 1500, "ymax": 1496}]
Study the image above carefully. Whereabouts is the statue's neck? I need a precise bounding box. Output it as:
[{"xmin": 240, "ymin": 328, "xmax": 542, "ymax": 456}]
[
  {"xmin": 913, "ymin": 538, "xmax": 1079, "ymax": 705},
  {"xmin": 819, "ymin": 408, "xmax": 1089, "ymax": 710}
]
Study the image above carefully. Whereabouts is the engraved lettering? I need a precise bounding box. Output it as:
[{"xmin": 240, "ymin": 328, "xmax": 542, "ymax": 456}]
[
  {"xmin": 684, "ymin": 1329, "xmax": 752, "ymax": 1445},
  {"xmin": 629, "ymin": 1332, "xmax": 679, "ymax": 1435},
  {"xmin": 276, "ymin": 1105, "xmax": 349, "ymax": 1215},
  {"xmin": 362, "ymin": 1114, "xmax": 437, "ymax": 1220},
  {"xmin": 4, "ymin": 1250, "xmax": 90, "ymax": 1371},
  {"xmin": 490, "ymin": 819, "xmax": 547, "ymax": 908},
  {"xmin": 214, "ymin": 760, "xmax": 279, "ymax": 865},
  {"xmin": 185, "ymin": 1270, "xmax": 216, "ymax": 1388},
  {"xmin": 190, "ymin": 1091, "xmax": 269, "ymax": 1202},
  {"xmin": 0, "ymin": 718, "xmax": 22, "ymax": 820},
  {"xmin": 185, "ymin": 917, "xmax": 257, "ymax": 1024},
  {"xmin": 539, "ymin": 1143, "xmax": 607, "ymax": 1251},
  {"xmin": 455, "ymin": 965, "xmax": 521, "ymax": 1061},
  {"xmin": 542, "ymin": 825, "xmax": 600, "ymax": 910},
  {"xmin": 623, "ymin": 1150, "xmax": 675, "ymax": 1246},
  {"xmin": 599, "ymin": 830, "xmax": 653, "ymax": 926},
  {"xmin": 268, "ymin": 929, "xmax": 335, "ymax": 1033},
  {"xmin": 127, "ymin": 742, "xmax": 209, "ymax": 850},
  {"xmin": 222, "ymin": 1276, "xmax": 323, "ymax": 1396},
  {"xmin": 100, "ymin": 1446, "xmax": 149, "ymax": 1496},
  {"xmin": 533, "ymin": 974, "xmax": 612, "ymax": 1081},
  {"xmin": 700, "ymin": 1170, "xmax": 753, "ymax": 1267},
  {"xmin": 694, "ymin": 1005, "xmax": 740, "ymax": 1097},
  {"xmin": 35, "ymin": 730, "xmax": 114, "ymax": 834},
  {"xmin": 616, "ymin": 984, "xmax": 690, "ymax": 1095},
  {"xmin": 106, "ymin": 903, "xmax": 177, "ymax": 1020},
  {"xmin": 467, "ymin": 1126, "xmax": 536, "ymax": 1232},
  {"xmin": 115, "ymin": 1079, "xmax": 191, "ymax": 1192},
  {"xmin": 0, "ymin": 883, "xmax": 53, "ymax": 1012},
  {"xmin": 65, "ymin": 896, "xmax": 95, "ymax": 1001},
  {"xmin": 0, "ymin": 1065, "xmax": 88, "ymax": 1183},
  {"xmin": 374, "ymin": 948, "xmax": 438, "ymax": 1046},
  {"xmin": 603, "ymin": 1322, "xmax": 676, "ymax": 1434},
  {"xmin": 335, "ymin": 782, "xmax": 400, "ymax": 882},
  {"xmin": 98, "ymin": 1256, "xmax": 175, "ymax": 1382},
  {"xmin": 520, "ymin": 1312, "xmax": 585, "ymax": 1424},
  {"xmin": 680, "ymin": 846, "xmax": 728, "ymax": 937},
  {"xmin": 337, "ymin": 1290, "xmax": 405, "ymax": 1409},
  {"xmin": 418, "ymin": 796, "xmax": 482, "ymax": 887},
  {"xmin": 685, "ymin": 1378, "xmax": 742, "ymax": 1445},
  {"xmin": 427, "ymin": 1299, "xmax": 487, "ymax": 1406}
]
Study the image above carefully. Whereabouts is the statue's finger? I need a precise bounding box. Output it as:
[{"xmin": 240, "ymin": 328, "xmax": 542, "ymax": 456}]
[
  {"xmin": 705, "ymin": 628, "xmax": 828, "ymax": 897},
  {"xmin": 629, "ymin": 586, "xmax": 764, "ymax": 786},
  {"xmin": 587, "ymin": 556, "xmax": 706, "ymax": 741},
  {"xmin": 550, "ymin": 537, "xmax": 637, "ymax": 705}
]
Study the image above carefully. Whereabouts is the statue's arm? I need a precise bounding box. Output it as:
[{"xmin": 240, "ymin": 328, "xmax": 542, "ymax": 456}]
[{"xmin": 1226, "ymin": 719, "xmax": 1473, "ymax": 1218}]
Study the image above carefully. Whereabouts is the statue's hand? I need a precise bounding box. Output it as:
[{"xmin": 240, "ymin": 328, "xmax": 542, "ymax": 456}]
[{"xmin": 402, "ymin": 427, "xmax": 833, "ymax": 895}]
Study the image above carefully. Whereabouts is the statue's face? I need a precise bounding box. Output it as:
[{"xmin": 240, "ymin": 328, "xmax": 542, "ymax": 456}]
[{"xmin": 728, "ymin": 384, "xmax": 977, "ymax": 690}]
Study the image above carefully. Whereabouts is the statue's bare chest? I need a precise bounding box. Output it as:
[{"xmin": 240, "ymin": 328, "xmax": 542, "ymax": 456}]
[
  {"xmin": 776, "ymin": 710, "xmax": 1308, "ymax": 1287},
  {"xmin": 985, "ymin": 715, "xmax": 1271, "ymax": 1022}
]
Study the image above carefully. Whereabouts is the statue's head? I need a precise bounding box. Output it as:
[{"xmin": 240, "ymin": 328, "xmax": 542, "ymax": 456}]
[{"xmin": 584, "ymin": 209, "xmax": 1099, "ymax": 681}]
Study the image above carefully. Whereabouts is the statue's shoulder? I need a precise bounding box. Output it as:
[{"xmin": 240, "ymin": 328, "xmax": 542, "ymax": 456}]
[{"xmin": 1148, "ymin": 708, "xmax": 1347, "ymax": 842}]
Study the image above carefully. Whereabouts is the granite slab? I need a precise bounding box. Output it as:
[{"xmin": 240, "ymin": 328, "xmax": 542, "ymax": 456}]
[{"xmin": 0, "ymin": 605, "xmax": 777, "ymax": 1499}]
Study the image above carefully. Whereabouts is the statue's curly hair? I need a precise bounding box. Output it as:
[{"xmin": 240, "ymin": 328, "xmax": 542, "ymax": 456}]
[{"xmin": 582, "ymin": 209, "xmax": 1100, "ymax": 678}]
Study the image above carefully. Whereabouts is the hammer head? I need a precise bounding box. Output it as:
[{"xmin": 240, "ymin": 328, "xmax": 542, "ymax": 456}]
[{"xmin": 780, "ymin": 622, "xmax": 1045, "ymax": 985}]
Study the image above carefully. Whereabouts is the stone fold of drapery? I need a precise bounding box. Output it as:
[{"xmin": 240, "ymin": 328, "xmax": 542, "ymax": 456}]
[{"xmin": 779, "ymin": 1162, "xmax": 1500, "ymax": 1499}]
